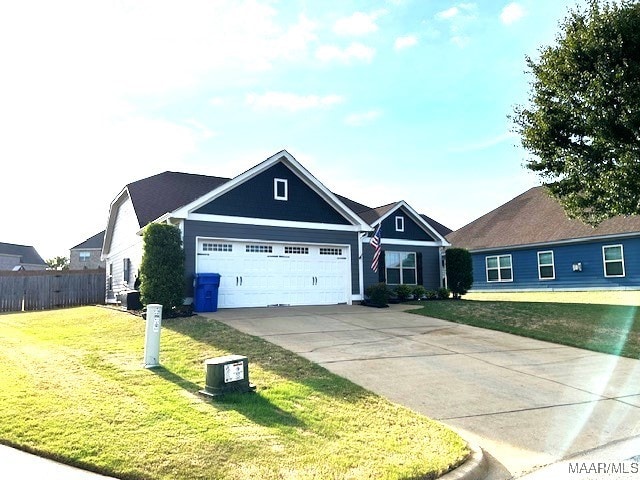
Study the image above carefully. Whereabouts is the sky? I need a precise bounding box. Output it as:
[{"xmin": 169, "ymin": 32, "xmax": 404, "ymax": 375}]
[{"xmin": 0, "ymin": 0, "xmax": 586, "ymax": 261}]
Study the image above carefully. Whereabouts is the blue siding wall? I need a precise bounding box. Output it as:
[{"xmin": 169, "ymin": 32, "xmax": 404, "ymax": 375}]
[
  {"xmin": 194, "ymin": 162, "xmax": 351, "ymax": 225},
  {"xmin": 362, "ymin": 243, "xmax": 442, "ymax": 290},
  {"xmin": 471, "ymin": 236, "xmax": 640, "ymax": 290},
  {"xmin": 183, "ymin": 220, "xmax": 360, "ymax": 296},
  {"xmin": 378, "ymin": 207, "xmax": 435, "ymax": 241}
]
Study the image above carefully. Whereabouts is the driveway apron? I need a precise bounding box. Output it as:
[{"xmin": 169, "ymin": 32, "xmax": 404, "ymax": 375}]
[{"xmin": 208, "ymin": 304, "xmax": 640, "ymax": 479}]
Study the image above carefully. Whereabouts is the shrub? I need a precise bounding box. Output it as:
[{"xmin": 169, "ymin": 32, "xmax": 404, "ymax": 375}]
[
  {"xmin": 437, "ymin": 287, "xmax": 451, "ymax": 300},
  {"xmin": 445, "ymin": 248, "xmax": 473, "ymax": 299},
  {"xmin": 413, "ymin": 285, "xmax": 427, "ymax": 300},
  {"xmin": 395, "ymin": 284, "xmax": 413, "ymax": 302},
  {"xmin": 425, "ymin": 290, "xmax": 438, "ymax": 300},
  {"xmin": 365, "ymin": 283, "xmax": 391, "ymax": 307},
  {"xmin": 139, "ymin": 224, "xmax": 185, "ymax": 314}
]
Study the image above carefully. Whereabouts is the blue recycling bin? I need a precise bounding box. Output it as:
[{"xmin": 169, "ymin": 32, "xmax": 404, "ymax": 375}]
[{"xmin": 194, "ymin": 273, "xmax": 221, "ymax": 312}]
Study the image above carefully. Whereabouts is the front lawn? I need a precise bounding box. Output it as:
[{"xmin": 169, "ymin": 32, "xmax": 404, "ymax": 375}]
[
  {"xmin": 0, "ymin": 307, "xmax": 468, "ymax": 480},
  {"xmin": 410, "ymin": 300, "xmax": 640, "ymax": 358}
]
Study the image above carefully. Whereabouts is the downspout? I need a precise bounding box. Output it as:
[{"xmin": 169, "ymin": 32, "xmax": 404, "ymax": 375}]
[{"xmin": 358, "ymin": 232, "xmax": 366, "ymax": 301}]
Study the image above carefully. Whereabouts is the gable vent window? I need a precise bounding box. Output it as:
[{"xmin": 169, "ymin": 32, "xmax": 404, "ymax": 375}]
[
  {"xmin": 285, "ymin": 246, "xmax": 309, "ymax": 255},
  {"xmin": 395, "ymin": 216, "xmax": 405, "ymax": 232},
  {"xmin": 203, "ymin": 243, "xmax": 232, "ymax": 252},
  {"xmin": 246, "ymin": 245, "xmax": 273, "ymax": 253},
  {"xmin": 274, "ymin": 178, "xmax": 288, "ymax": 201},
  {"xmin": 320, "ymin": 248, "xmax": 343, "ymax": 256}
]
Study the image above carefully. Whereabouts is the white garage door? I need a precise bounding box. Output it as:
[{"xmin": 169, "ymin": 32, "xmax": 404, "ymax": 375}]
[{"xmin": 196, "ymin": 238, "xmax": 351, "ymax": 308}]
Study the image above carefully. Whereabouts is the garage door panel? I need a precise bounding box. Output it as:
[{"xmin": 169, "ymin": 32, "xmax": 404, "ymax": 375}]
[{"xmin": 196, "ymin": 239, "xmax": 350, "ymax": 308}]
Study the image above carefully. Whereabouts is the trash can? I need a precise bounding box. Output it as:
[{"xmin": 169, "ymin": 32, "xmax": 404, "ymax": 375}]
[{"xmin": 194, "ymin": 273, "xmax": 221, "ymax": 312}]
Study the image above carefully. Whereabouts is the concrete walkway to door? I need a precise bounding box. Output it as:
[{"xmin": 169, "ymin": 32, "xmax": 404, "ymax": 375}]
[{"xmin": 208, "ymin": 304, "xmax": 640, "ymax": 479}]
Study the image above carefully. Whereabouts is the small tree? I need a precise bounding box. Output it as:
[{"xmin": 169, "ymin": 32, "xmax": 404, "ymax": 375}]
[
  {"xmin": 446, "ymin": 248, "xmax": 473, "ymax": 299},
  {"xmin": 139, "ymin": 223, "xmax": 185, "ymax": 313},
  {"xmin": 46, "ymin": 256, "xmax": 69, "ymax": 270}
]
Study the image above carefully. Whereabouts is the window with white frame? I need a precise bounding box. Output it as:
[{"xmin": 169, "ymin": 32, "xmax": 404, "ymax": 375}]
[
  {"xmin": 385, "ymin": 251, "xmax": 417, "ymax": 285},
  {"xmin": 79, "ymin": 251, "xmax": 91, "ymax": 262},
  {"xmin": 274, "ymin": 178, "xmax": 288, "ymax": 201},
  {"xmin": 284, "ymin": 246, "xmax": 309, "ymax": 255},
  {"xmin": 486, "ymin": 254, "xmax": 512, "ymax": 282},
  {"xmin": 395, "ymin": 216, "xmax": 405, "ymax": 232},
  {"xmin": 603, "ymin": 245, "xmax": 625, "ymax": 277},
  {"xmin": 537, "ymin": 251, "xmax": 555, "ymax": 280},
  {"xmin": 202, "ymin": 243, "xmax": 232, "ymax": 252}
]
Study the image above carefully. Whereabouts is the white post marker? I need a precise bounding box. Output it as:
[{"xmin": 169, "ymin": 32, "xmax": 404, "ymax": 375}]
[{"xmin": 144, "ymin": 304, "xmax": 162, "ymax": 368}]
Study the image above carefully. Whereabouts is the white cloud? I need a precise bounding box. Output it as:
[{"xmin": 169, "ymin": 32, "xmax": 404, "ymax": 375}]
[
  {"xmin": 315, "ymin": 43, "xmax": 375, "ymax": 63},
  {"xmin": 394, "ymin": 35, "xmax": 418, "ymax": 50},
  {"xmin": 436, "ymin": 7, "xmax": 460, "ymax": 20},
  {"xmin": 344, "ymin": 110, "xmax": 382, "ymax": 127},
  {"xmin": 245, "ymin": 92, "xmax": 344, "ymax": 111},
  {"xmin": 500, "ymin": 3, "xmax": 526, "ymax": 25},
  {"xmin": 333, "ymin": 10, "xmax": 386, "ymax": 36}
]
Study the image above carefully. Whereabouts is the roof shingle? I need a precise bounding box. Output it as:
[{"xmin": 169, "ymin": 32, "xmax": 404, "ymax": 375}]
[{"xmin": 446, "ymin": 186, "xmax": 640, "ymax": 250}]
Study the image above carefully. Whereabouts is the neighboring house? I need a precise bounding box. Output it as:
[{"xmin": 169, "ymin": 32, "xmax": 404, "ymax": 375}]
[
  {"xmin": 0, "ymin": 242, "xmax": 47, "ymax": 271},
  {"xmin": 102, "ymin": 150, "xmax": 450, "ymax": 307},
  {"xmin": 69, "ymin": 231, "xmax": 106, "ymax": 270},
  {"xmin": 446, "ymin": 186, "xmax": 640, "ymax": 291}
]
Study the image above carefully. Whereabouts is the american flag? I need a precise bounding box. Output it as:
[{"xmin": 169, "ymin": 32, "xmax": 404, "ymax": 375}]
[{"xmin": 370, "ymin": 224, "xmax": 382, "ymax": 272}]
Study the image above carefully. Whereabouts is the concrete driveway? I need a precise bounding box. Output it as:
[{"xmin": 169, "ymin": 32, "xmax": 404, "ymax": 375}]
[{"xmin": 209, "ymin": 304, "xmax": 640, "ymax": 479}]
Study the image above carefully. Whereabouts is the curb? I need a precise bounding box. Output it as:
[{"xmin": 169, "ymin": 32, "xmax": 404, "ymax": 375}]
[{"xmin": 440, "ymin": 443, "xmax": 487, "ymax": 480}]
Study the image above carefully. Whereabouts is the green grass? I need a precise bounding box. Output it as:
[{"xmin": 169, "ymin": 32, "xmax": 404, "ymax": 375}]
[
  {"xmin": 0, "ymin": 307, "xmax": 468, "ymax": 480},
  {"xmin": 410, "ymin": 299, "xmax": 640, "ymax": 358}
]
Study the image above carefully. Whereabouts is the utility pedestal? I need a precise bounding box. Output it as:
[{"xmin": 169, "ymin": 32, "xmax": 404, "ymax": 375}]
[
  {"xmin": 199, "ymin": 355, "xmax": 256, "ymax": 397},
  {"xmin": 144, "ymin": 304, "xmax": 162, "ymax": 368}
]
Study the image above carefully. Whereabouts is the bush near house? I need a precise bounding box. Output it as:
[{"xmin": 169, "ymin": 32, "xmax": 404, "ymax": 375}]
[
  {"xmin": 445, "ymin": 248, "xmax": 473, "ymax": 299},
  {"xmin": 139, "ymin": 224, "xmax": 185, "ymax": 313}
]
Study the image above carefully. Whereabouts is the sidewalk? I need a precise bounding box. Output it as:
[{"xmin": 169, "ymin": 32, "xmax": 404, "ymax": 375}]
[{"xmin": 0, "ymin": 444, "xmax": 117, "ymax": 480}]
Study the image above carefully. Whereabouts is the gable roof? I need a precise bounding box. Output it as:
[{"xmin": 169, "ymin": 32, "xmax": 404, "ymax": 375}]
[
  {"xmin": 172, "ymin": 150, "xmax": 371, "ymax": 230},
  {"xmin": 105, "ymin": 150, "xmax": 452, "ymax": 242},
  {"xmin": 71, "ymin": 231, "xmax": 106, "ymax": 250},
  {"xmin": 0, "ymin": 242, "xmax": 46, "ymax": 266},
  {"xmin": 127, "ymin": 171, "xmax": 230, "ymax": 228},
  {"xmin": 447, "ymin": 186, "xmax": 640, "ymax": 251}
]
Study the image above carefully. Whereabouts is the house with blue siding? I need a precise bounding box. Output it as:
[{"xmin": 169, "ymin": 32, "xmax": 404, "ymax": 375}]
[
  {"xmin": 446, "ymin": 187, "xmax": 640, "ymax": 291},
  {"xmin": 101, "ymin": 150, "xmax": 450, "ymax": 308}
]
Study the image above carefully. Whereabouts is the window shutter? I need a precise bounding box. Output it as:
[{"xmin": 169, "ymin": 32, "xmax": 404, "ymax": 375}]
[
  {"xmin": 378, "ymin": 251, "xmax": 386, "ymax": 283},
  {"xmin": 416, "ymin": 252, "xmax": 423, "ymax": 285}
]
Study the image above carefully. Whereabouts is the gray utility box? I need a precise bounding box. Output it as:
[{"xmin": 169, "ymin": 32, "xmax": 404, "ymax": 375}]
[{"xmin": 199, "ymin": 355, "xmax": 256, "ymax": 397}]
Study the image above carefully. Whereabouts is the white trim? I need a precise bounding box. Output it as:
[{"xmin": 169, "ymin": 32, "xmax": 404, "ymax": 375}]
[
  {"xmin": 468, "ymin": 231, "xmax": 640, "ymax": 253},
  {"xmin": 537, "ymin": 250, "xmax": 555, "ymax": 280},
  {"xmin": 395, "ymin": 216, "xmax": 405, "ymax": 232},
  {"xmin": 360, "ymin": 237, "xmax": 443, "ymax": 247},
  {"xmin": 486, "ymin": 254, "xmax": 513, "ymax": 283},
  {"xmin": 172, "ymin": 150, "xmax": 370, "ymax": 230},
  {"xmin": 384, "ymin": 250, "xmax": 417, "ymax": 285},
  {"xmin": 274, "ymin": 178, "xmax": 288, "ymax": 201},
  {"xmin": 358, "ymin": 233, "xmax": 366, "ymax": 300},
  {"xmin": 371, "ymin": 200, "xmax": 450, "ymax": 245},
  {"xmin": 470, "ymin": 286, "xmax": 640, "ymax": 292},
  {"xmin": 602, "ymin": 244, "xmax": 625, "ymax": 278},
  {"xmin": 188, "ymin": 213, "xmax": 363, "ymax": 232}
]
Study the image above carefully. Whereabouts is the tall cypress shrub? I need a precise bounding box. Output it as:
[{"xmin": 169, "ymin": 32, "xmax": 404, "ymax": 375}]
[
  {"xmin": 139, "ymin": 223, "xmax": 185, "ymax": 312},
  {"xmin": 446, "ymin": 248, "xmax": 473, "ymax": 299}
]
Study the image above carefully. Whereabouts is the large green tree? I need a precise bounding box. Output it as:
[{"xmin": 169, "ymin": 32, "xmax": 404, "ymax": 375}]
[
  {"xmin": 139, "ymin": 223, "xmax": 185, "ymax": 312},
  {"xmin": 513, "ymin": 0, "xmax": 640, "ymax": 225}
]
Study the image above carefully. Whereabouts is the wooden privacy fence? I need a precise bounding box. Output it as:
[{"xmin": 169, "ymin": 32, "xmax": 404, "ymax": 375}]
[{"xmin": 0, "ymin": 270, "xmax": 105, "ymax": 312}]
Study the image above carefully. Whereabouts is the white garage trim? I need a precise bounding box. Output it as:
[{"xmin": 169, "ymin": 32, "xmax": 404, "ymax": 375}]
[{"xmin": 195, "ymin": 236, "xmax": 352, "ymax": 309}]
